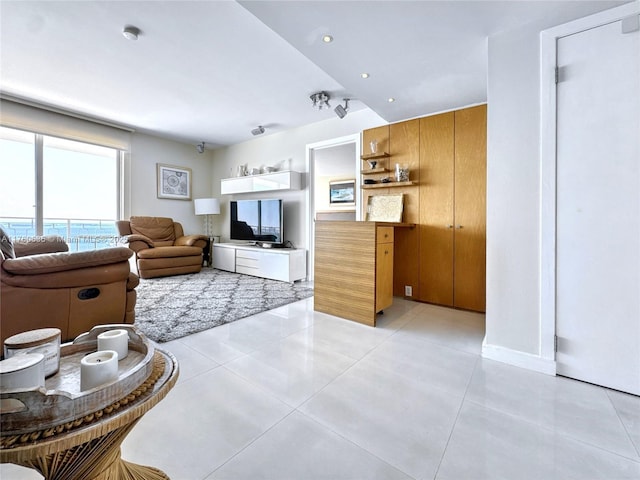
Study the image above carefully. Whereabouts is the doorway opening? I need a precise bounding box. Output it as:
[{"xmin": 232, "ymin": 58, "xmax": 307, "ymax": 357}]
[{"xmin": 305, "ymin": 134, "xmax": 361, "ymax": 280}]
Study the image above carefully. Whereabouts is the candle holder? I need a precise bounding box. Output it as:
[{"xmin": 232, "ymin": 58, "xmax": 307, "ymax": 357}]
[
  {"xmin": 80, "ymin": 350, "xmax": 118, "ymax": 391},
  {"xmin": 97, "ymin": 329, "xmax": 129, "ymax": 360}
]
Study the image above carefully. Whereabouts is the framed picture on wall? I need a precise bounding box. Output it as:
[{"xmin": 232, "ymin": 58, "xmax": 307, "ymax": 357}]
[
  {"xmin": 329, "ymin": 180, "xmax": 356, "ymax": 205},
  {"xmin": 157, "ymin": 163, "xmax": 192, "ymax": 200}
]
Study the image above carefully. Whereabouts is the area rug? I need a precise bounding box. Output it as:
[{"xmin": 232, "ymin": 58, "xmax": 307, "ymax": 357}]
[{"xmin": 133, "ymin": 268, "xmax": 314, "ymax": 342}]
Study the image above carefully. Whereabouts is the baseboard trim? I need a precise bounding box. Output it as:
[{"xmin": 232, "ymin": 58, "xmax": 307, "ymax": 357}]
[{"xmin": 482, "ymin": 341, "xmax": 557, "ymax": 375}]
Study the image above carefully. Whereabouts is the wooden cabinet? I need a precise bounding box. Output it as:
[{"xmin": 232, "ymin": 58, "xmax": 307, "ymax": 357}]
[
  {"xmin": 220, "ymin": 170, "xmax": 301, "ymax": 195},
  {"xmin": 419, "ymin": 105, "xmax": 486, "ymax": 312},
  {"xmin": 375, "ymin": 227, "xmax": 394, "ymax": 312},
  {"xmin": 314, "ymin": 221, "xmax": 412, "ymax": 326}
]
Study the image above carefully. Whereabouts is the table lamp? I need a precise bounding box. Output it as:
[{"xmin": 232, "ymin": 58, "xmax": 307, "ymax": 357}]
[{"xmin": 194, "ymin": 198, "xmax": 220, "ymax": 238}]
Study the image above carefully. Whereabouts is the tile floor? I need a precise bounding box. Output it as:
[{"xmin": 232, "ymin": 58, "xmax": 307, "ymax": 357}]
[{"xmin": 3, "ymin": 297, "xmax": 639, "ymax": 479}]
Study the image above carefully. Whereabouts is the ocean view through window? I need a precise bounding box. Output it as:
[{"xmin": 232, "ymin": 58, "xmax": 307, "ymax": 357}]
[{"xmin": 0, "ymin": 126, "xmax": 121, "ymax": 251}]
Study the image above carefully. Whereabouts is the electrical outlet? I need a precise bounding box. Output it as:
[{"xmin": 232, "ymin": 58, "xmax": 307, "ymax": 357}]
[{"xmin": 404, "ymin": 285, "xmax": 413, "ymax": 297}]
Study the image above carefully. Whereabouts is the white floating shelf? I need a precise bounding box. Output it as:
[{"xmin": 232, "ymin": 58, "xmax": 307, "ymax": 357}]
[{"xmin": 221, "ymin": 170, "xmax": 301, "ymax": 195}]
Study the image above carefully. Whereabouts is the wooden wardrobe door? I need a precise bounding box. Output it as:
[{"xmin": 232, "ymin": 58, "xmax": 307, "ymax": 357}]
[
  {"xmin": 419, "ymin": 112, "xmax": 455, "ymax": 306},
  {"xmin": 453, "ymin": 105, "xmax": 486, "ymax": 312}
]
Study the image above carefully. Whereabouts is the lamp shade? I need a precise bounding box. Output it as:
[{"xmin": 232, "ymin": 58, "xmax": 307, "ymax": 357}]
[{"xmin": 194, "ymin": 198, "xmax": 220, "ymax": 215}]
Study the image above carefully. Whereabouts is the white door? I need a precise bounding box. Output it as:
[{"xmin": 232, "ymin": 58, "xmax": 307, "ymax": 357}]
[{"xmin": 556, "ymin": 17, "xmax": 640, "ymax": 394}]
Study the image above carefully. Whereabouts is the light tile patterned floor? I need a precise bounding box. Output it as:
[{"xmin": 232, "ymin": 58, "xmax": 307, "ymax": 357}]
[{"xmin": 3, "ymin": 297, "xmax": 639, "ymax": 480}]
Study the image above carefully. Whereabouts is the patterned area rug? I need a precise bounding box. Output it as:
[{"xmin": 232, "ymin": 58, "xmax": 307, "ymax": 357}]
[{"xmin": 133, "ymin": 268, "xmax": 314, "ymax": 342}]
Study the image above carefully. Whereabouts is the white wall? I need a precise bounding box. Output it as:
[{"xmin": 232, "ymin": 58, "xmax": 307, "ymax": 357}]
[
  {"xmin": 127, "ymin": 133, "xmax": 214, "ymax": 235},
  {"xmin": 211, "ymin": 109, "xmax": 384, "ymax": 248},
  {"xmin": 485, "ymin": 2, "xmax": 626, "ymax": 360}
]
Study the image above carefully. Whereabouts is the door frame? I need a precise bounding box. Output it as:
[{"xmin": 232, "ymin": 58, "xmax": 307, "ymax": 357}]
[
  {"xmin": 305, "ymin": 133, "xmax": 361, "ymax": 281},
  {"xmin": 540, "ymin": 2, "xmax": 639, "ymax": 370}
]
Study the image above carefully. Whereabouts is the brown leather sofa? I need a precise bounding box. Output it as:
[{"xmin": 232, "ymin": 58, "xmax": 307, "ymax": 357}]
[
  {"xmin": 116, "ymin": 216, "xmax": 207, "ymax": 279},
  {"xmin": 0, "ymin": 228, "xmax": 139, "ymax": 346}
]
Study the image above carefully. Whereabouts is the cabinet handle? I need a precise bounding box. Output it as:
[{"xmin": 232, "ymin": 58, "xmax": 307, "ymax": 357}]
[
  {"xmin": 447, "ymin": 225, "xmax": 454, "ymax": 229},
  {"xmin": 455, "ymin": 225, "xmax": 463, "ymax": 229},
  {"xmin": 385, "ymin": 250, "xmax": 389, "ymax": 255}
]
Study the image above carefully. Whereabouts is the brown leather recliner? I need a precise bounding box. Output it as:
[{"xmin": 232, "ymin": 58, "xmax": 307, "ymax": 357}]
[
  {"xmin": 116, "ymin": 216, "xmax": 207, "ymax": 279},
  {"xmin": 0, "ymin": 229, "xmax": 139, "ymax": 346}
]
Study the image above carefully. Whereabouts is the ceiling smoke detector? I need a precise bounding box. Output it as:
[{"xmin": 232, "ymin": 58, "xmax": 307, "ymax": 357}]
[
  {"xmin": 251, "ymin": 126, "xmax": 265, "ymax": 136},
  {"xmin": 122, "ymin": 25, "xmax": 140, "ymax": 41}
]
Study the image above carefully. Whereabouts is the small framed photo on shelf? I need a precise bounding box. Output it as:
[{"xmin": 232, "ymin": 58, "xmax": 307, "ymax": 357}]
[
  {"xmin": 329, "ymin": 180, "xmax": 356, "ymax": 205},
  {"xmin": 157, "ymin": 163, "xmax": 192, "ymax": 200}
]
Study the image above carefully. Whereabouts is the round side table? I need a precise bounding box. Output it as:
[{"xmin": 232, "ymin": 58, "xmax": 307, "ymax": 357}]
[{"xmin": 1, "ymin": 348, "xmax": 178, "ymax": 480}]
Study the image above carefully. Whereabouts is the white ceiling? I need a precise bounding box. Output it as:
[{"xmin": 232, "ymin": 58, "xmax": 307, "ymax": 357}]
[{"xmin": 0, "ymin": 0, "xmax": 626, "ymax": 149}]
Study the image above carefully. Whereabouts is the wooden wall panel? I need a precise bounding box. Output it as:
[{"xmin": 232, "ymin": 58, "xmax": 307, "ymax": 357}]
[
  {"xmin": 361, "ymin": 125, "xmax": 391, "ymax": 220},
  {"xmin": 358, "ymin": 105, "xmax": 486, "ymax": 314},
  {"xmin": 389, "ymin": 119, "xmax": 420, "ymax": 298},
  {"xmin": 362, "ymin": 125, "xmax": 390, "ymax": 156},
  {"xmin": 454, "ymin": 105, "xmax": 487, "ymax": 311},
  {"xmin": 419, "ymin": 112, "xmax": 455, "ymax": 306}
]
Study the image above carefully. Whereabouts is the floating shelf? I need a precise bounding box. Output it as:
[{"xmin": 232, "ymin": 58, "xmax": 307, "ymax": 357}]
[
  {"xmin": 360, "ymin": 152, "xmax": 390, "ymax": 160},
  {"xmin": 221, "ymin": 170, "xmax": 301, "ymax": 195},
  {"xmin": 361, "ymin": 181, "xmax": 417, "ymax": 189}
]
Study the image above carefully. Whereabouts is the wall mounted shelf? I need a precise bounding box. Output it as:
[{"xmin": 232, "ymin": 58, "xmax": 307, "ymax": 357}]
[
  {"xmin": 221, "ymin": 170, "xmax": 301, "ymax": 195},
  {"xmin": 360, "ymin": 152, "xmax": 390, "ymax": 160},
  {"xmin": 361, "ymin": 181, "xmax": 417, "ymax": 190}
]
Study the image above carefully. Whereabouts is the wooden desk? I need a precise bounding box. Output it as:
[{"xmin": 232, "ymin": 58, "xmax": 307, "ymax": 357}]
[
  {"xmin": 314, "ymin": 221, "xmax": 414, "ymax": 326},
  {"xmin": 0, "ymin": 348, "xmax": 178, "ymax": 480}
]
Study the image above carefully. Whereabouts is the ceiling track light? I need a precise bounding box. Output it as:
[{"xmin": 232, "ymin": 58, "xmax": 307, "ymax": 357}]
[
  {"xmin": 334, "ymin": 98, "xmax": 350, "ymax": 119},
  {"xmin": 251, "ymin": 126, "xmax": 265, "ymax": 136},
  {"xmin": 122, "ymin": 25, "xmax": 141, "ymax": 41},
  {"xmin": 310, "ymin": 91, "xmax": 331, "ymax": 110},
  {"xmin": 196, "ymin": 142, "xmax": 205, "ymax": 154}
]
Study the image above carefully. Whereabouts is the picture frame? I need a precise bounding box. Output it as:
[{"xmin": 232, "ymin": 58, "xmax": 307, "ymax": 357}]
[
  {"xmin": 329, "ymin": 179, "xmax": 356, "ymax": 205},
  {"xmin": 366, "ymin": 193, "xmax": 404, "ymax": 222},
  {"xmin": 157, "ymin": 163, "xmax": 192, "ymax": 200}
]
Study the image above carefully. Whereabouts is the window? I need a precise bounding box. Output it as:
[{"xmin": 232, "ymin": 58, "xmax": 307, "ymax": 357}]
[{"xmin": 0, "ymin": 126, "xmax": 121, "ymax": 251}]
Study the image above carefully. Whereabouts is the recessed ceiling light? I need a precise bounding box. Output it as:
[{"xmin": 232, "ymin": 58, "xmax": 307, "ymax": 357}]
[
  {"xmin": 322, "ymin": 35, "xmax": 333, "ymax": 43},
  {"xmin": 388, "ymin": 97, "xmax": 395, "ymax": 103},
  {"xmin": 122, "ymin": 25, "xmax": 140, "ymax": 41},
  {"xmin": 361, "ymin": 73, "xmax": 369, "ymax": 79}
]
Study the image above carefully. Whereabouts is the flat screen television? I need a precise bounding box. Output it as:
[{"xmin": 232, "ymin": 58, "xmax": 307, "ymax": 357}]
[{"xmin": 230, "ymin": 199, "xmax": 283, "ymax": 244}]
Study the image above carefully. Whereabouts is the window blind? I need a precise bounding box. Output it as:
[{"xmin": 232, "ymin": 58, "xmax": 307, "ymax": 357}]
[{"xmin": 0, "ymin": 98, "xmax": 132, "ymax": 151}]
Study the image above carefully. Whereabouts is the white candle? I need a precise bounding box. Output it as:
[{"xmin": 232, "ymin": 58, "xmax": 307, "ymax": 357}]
[
  {"xmin": 0, "ymin": 353, "xmax": 45, "ymax": 390},
  {"xmin": 97, "ymin": 329, "xmax": 129, "ymax": 360},
  {"xmin": 80, "ymin": 350, "xmax": 118, "ymax": 391}
]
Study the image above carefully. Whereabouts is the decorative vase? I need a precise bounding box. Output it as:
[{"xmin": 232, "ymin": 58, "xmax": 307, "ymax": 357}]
[
  {"xmin": 370, "ymin": 140, "xmax": 378, "ymax": 154},
  {"xmin": 395, "ymin": 163, "xmax": 409, "ymax": 182}
]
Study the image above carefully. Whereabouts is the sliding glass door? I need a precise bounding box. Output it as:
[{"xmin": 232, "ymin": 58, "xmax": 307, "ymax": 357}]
[
  {"xmin": 0, "ymin": 126, "xmax": 121, "ymax": 251},
  {"xmin": 0, "ymin": 127, "xmax": 36, "ymax": 239}
]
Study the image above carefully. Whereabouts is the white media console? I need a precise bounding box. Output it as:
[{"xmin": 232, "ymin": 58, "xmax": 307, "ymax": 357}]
[{"xmin": 212, "ymin": 243, "xmax": 306, "ymax": 283}]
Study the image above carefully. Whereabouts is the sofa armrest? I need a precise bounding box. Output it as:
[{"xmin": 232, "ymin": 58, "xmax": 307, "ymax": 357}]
[
  {"xmin": 13, "ymin": 235, "xmax": 69, "ymax": 257},
  {"xmin": 3, "ymin": 247, "xmax": 133, "ymax": 275},
  {"xmin": 119, "ymin": 234, "xmax": 154, "ymax": 252},
  {"xmin": 175, "ymin": 235, "xmax": 208, "ymax": 247}
]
